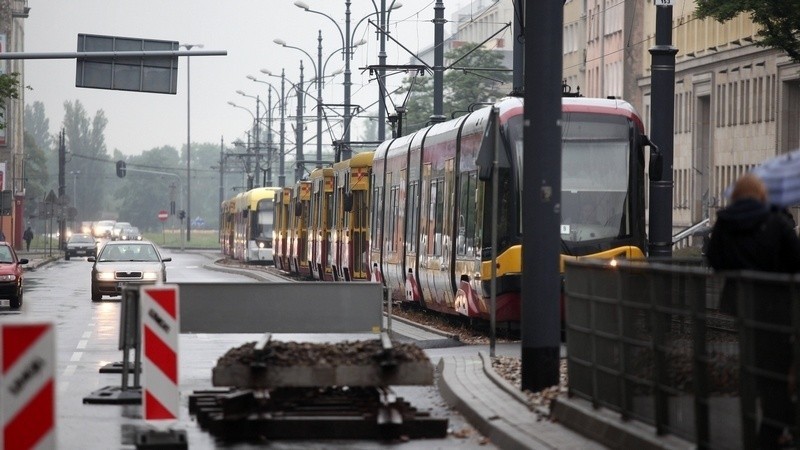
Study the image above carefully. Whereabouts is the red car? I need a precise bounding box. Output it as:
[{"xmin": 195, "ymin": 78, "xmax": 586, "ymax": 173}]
[{"xmin": 0, "ymin": 242, "xmax": 27, "ymax": 308}]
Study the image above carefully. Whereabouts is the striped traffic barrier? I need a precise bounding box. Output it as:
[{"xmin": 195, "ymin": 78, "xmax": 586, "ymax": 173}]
[
  {"xmin": 140, "ymin": 285, "xmax": 180, "ymax": 421},
  {"xmin": 1, "ymin": 322, "xmax": 56, "ymax": 450}
]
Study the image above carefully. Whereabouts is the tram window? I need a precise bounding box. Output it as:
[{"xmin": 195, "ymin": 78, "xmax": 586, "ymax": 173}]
[
  {"xmin": 431, "ymin": 178, "xmax": 444, "ymax": 256},
  {"xmin": 371, "ymin": 186, "xmax": 382, "ymax": 251},
  {"xmin": 458, "ymin": 171, "xmax": 478, "ymax": 255},
  {"xmin": 388, "ymin": 186, "xmax": 399, "ymax": 252},
  {"xmin": 324, "ymin": 192, "xmax": 333, "ymax": 228},
  {"xmin": 406, "ymin": 181, "xmax": 419, "ymax": 252}
]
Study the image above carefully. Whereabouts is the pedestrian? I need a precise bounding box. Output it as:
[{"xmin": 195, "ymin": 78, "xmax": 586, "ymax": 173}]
[
  {"xmin": 0, "ymin": 229, "xmax": 6, "ymax": 242},
  {"xmin": 707, "ymin": 173, "xmax": 800, "ymax": 449},
  {"xmin": 23, "ymin": 226, "xmax": 33, "ymax": 251}
]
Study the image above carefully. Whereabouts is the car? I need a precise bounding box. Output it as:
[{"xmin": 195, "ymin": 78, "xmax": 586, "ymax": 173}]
[
  {"xmin": 65, "ymin": 233, "xmax": 97, "ymax": 260},
  {"xmin": 87, "ymin": 241, "xmax": 171, "ymax": 302},
  {"xmin": 111, "ymin": 222, "xmax": 132, "ymax": 240},
  {"xmin": 0, "ymin": 243, "xmax": 28, "ymax": 308},
  {"xmin": 93, "ymin": 220, "xmax": 116, "ymax": 239},
  {"xmin": 119, "ymin": 226, "xmax": 142, "ymax": 241}
]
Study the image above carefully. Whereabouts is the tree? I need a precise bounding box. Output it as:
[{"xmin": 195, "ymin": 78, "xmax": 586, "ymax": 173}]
[
  {"xmin": 116, "ymin": 146, "xmax": 181, "ymax": 231},
  {"xmin": 0, "ymin": 73, "xmax": 22, "ymax": 129},
  {"xmin": 695, "ymin": 0, "xmax": 800, "ymax": 63},
  {"xmin": 394, "ymin": 44, "xmax": 511, "ymax": 134},
  {"xmin": 22, "ymin": 132, "xmax": 49, "ymax": 221},
  {"xmin": 62, "ymin": 100, "xmax": 109, "ymax": 221}
]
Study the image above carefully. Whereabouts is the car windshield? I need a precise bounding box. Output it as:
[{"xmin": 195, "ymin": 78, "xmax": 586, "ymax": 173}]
[
  {"xmin": 70, "ymin": 235, "xmax": 94, "ymax": 243},
  {"xmin": 0, "ymin": 246, "xmax": 13, "ymax": 263},
  {"xmin": 99, "ymin": 244, "xmax": 159, "ymax": 262}
]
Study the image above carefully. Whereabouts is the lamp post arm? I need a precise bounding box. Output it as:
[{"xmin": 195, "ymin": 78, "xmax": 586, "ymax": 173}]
[{"xmin": 302, "ymin": 8, "xmax": 345, "ymax": 53}]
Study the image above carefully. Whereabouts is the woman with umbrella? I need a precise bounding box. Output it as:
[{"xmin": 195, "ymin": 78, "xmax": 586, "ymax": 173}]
[{"xmin": 707, "ymin": 173, "xmax": 800, "ymax": 449}]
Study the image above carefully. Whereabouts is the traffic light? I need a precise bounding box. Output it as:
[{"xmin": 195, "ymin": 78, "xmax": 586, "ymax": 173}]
[
  {"xmin": 116, "ymin": 160, "xmax": 127, "ymax": 178},
  {"xmin": 178, "ymin": 210, "xmax": 186, "ymax": 220}
]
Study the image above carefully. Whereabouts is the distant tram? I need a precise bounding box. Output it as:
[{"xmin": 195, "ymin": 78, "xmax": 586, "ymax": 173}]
[{"xmin": 221, "ymin": 187, "xmax": 281, "ymax": 263}]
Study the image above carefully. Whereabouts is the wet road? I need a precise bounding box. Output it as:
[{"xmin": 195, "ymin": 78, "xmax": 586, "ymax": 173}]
[{"xmin": 1, "ymin": 249, "xmax": 509, "ymax": 449}]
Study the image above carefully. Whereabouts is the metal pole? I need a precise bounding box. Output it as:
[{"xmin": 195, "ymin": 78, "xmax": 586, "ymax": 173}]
[
  {"xmin": 521, "ymin": 0, "xmax": 562, "ymax": 391},
  {"xmin": 278, "ymin": 69, "xmax": 287, "ymax": 187},
  {"xmin": 317, "ymin": 30, "xmax": 324, "ymax": 168},
  {"xmin": 430, "ymin": 0, "xmax": 446, "ymax": 123},
  {"xmin": 648, "ymin": 4, "xmax": 677, "ymax": 258},
  {"xmin": 267, "ymin": 88, "xmax": 274, "ymax": 186},
  {"xmin": 186, "ymin": 51, "xmax": 192, "ymax": 242},
  {"xmin": 255, "ymin": 95, "xmax": 261, "ymax": 187},
  {"xmin": 296, "ymin": 61, "xmax": 305, "ymax": 181},
  {"xmin": 343, "ymin": 0, "xmax": 352, "ymax": 161},
  {"xmin": 512, "ymin": 1, "xmax": 524, "ymax": 94},
  {"xmin": 219, "ymin": 137, "xmax": 224, "ymax": 242},
  {"xmin": 378, "ymin": 0, "xmax": 387, "ymax": 141}
]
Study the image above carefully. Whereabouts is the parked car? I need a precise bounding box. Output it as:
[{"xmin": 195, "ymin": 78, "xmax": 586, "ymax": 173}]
[
  {"xmin": 65, "ymin": 233, "xmax": 97, "ymax": 260},
  {"xmin": 119, "ymin": 226, "xmax": 142, "ymax": 241},
  {"xmin": 88, "ymin": 241, "xmax": 171, "ymax": 302},
  {"xmin": 111, "ymin": 222, "xmax": 132, "ymax": 240},
  {"xmin": 0, "ymin": 242, "xmax": 28, "ymax": 308}
]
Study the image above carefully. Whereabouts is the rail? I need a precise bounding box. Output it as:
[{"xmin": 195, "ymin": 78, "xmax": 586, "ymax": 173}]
[
  {"xmin": 561, "ymin": 259, "xmax": 800, "ymax": 449},
  {"xmin": 672, "ymin": 218, "xmax": 710, "ymax": 249}
]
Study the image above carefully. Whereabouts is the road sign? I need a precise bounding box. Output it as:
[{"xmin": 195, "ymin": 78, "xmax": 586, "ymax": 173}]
[
  {"xmin": 141, "ymin": 285, "xmax": 180, "ymax": 421},
  {"xmin": 158, "ymin": 210, "xmax": 169, "ymax": 222},
  {"xmin": 1, "ymin": 322, "xmax": 56, "ymax": 449}
]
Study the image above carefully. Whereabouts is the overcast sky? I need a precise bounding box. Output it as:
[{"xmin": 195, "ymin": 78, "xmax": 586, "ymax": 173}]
[{"xmin": 23, "ymin": 0, "xmax": 460, "ymax": 155}]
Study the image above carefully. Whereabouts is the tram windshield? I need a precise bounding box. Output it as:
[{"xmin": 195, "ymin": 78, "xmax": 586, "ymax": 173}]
[
  {"xmin": 560, "ymin": 113, "xmax": 631, "ymax": 241},
  {"xmin": 256, "ymin": 200, "xmax": 275, "ymax": 239}
]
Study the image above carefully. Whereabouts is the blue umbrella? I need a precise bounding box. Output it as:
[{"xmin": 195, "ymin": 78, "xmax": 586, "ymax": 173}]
[{"xmin": 726, "ymin": 149, "xmax": 800, "ymax": 207}]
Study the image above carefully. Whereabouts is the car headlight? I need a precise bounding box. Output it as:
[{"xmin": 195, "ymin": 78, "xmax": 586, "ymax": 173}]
[
  {"xmin": 96, "ymin": 272, "xmax": 115, "ymax": 281},
  {"xmin": 0, "ymin": 274, "xmax": 16, "ymax": 282},
  {"xmin": 142, "ymin": 272, "xmax": 159, "ymax": 281},
  {"xmin": 258, "ymin": 242, "xmax": 265, "ymax": 249}
]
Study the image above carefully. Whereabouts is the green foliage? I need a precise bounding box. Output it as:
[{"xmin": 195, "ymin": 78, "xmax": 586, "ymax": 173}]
[
  {"xmin": 22, "ymin": 132, "xmax": 49, "ymax": 219},
  {"xmin": 63, "ymin": 100, "xmax": 109, "ymax": 221},
  {"xmin": 0, "ymin": 73, "xmax": 21, "ymax": 129},
  {"xmin": 395, "ymin": 44, "xmax": 511, "ymax": 134},
  {"xmin": 695, "ymin": 0, "xmax": 800, "ymax": 63}
]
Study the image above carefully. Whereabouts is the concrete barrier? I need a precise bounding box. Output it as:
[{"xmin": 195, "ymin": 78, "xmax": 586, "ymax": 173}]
[{"xmin": 177, "ymin": 282, "xmax": 383, "ymax": 334}]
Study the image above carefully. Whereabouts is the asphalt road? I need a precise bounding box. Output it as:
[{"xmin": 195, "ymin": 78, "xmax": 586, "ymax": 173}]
[{"xmin": 1, "ymin": 249, "xmax": 505, "ymax": 449}]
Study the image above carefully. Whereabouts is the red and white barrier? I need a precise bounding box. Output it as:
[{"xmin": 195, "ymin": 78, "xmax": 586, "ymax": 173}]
[
  {"xmin": 0, "ymin": 322, "xmax": 56, "ymax": 450},
  {"xmin": 140, "ymin": 285, "xmax": 180, "ymax": 421}
]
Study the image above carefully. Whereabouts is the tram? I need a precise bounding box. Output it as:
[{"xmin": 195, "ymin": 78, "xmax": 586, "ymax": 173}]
[
  {"xmin": 262, "ymin": 96, "xmax": 649, "ymax": 323},
  {"xmin": 222, "ymin": 187, "xmax": 282, "ymax": 263}
]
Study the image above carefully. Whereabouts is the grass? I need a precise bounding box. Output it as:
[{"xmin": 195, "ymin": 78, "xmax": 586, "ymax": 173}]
[{"xmin": 143, "ymin": 228, "xmax": 222, "ymax": 249}]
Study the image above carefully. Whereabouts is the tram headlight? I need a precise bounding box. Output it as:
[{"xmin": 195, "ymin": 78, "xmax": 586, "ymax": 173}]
[{"xmin": 609, "ymin": 259, "xmax": 618, "ymax": 267}]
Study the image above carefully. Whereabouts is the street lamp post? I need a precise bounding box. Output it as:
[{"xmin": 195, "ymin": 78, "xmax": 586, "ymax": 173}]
[
  {"xmin": 295, "ymin": 0, "xmax": 353, "ymax": 160},
  {"xmin": 235, "ymin": 90, "xmax": 269, "ymax": 187},
  {"xmin": 274, "ymin": 35, "xmax": 323, "ymax": 171},
  {"xmin": 181, "ymin": 43, "xmax": 203, "ymax": 243},
  {"xmin": 247, "ymin": 76, "xmax": 281, "ymax": 186}
]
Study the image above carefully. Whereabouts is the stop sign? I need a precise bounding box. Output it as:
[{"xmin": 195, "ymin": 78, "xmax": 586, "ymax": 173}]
[{"xmin": 158, "ymin": 210, "xmax": 169, "ymax": 222}]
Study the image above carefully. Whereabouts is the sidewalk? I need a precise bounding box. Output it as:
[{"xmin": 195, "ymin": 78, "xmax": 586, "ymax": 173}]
[{"xmin": 18, "ymin": 250, "xmax": 60, "ymax": 270}]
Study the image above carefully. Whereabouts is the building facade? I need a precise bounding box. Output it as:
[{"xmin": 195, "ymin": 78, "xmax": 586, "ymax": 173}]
[{"xmin": 639, "ymin": 1, "xmax": 796, "ymax": 232}]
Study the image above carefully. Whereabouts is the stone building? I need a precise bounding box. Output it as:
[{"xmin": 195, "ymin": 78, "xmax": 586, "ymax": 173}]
[
  {"xmin": 639, "ymin": 1, "xmax": 797, "ymax": 233},
  {"xmin": 0, "ymin": 0, "xmax": 28, "ymax": 247}
]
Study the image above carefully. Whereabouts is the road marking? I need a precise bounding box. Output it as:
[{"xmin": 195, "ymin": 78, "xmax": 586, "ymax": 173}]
[
  {"xmin": 185, "ymin": 265, "xmax": 200, "ymax": 269},
  {"xmin": 58, "ymin": 381, "xmax": 70, "ymax": 395},
  {"xmin": 77, "ymin": 339, "xmax": 88, "ymax": 349},
  {"xmin": 82, "ymin": 331, "xmax": 92, "ymax": 339},
  {"xmin": 70, "ymin": 352, "xmax": 83, "ymax": 362},
  {"xmin": 63, "ymin": 365, "xmax": 77, "ymax": 376}
]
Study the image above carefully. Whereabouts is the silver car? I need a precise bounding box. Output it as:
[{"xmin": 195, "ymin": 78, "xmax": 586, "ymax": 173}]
[{"xmin": 88, "ymin": 241, "xmax": 171, "ymax": 301}]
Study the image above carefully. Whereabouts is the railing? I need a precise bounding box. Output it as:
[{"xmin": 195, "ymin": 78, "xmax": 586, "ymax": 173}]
[
  {"xmin": 672, "ymin": 218, "xmax": 711, "ymax": 250},
  {"xmin": 564, "ymin": 259, "xmax": 799, "ymax": 449}
]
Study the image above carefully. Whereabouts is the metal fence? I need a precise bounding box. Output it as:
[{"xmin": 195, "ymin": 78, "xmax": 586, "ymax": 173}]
[{"xmin": 564, "ymin": 259, "xmax": 800, "ymax": 449}]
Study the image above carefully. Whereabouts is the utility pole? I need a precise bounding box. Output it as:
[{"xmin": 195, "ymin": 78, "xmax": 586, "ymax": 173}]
[
  {"xmin": 296, "ymin": 61, "xmax": 305, "ymax": 181},
  {"xmin": 58, "ymin": 129, "xmax": 66, "ymax": 251},
  {"xmin": 430, "ymin": 0, "xmax": 446, "ymax": 124},
  {"xmin": 278, "ymin": 69, "xmax": 287, "ymax": 187},
  {"xmin": 521, "ymin": 0, "xmax": 562, "ymax": 391},
  {"xmin": 648, "ymin": 3, "xmax": 677, "ymax": 258},
  {"xmin": 512, "ymin": 1, "xmax": 524, "ymax": 95}
]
